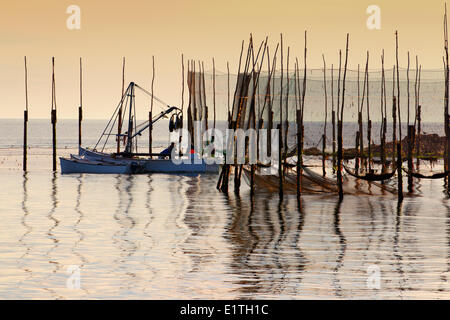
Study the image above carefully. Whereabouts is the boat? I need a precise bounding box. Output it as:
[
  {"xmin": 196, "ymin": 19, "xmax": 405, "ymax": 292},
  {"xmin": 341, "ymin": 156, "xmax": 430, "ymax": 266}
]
[
  {"xmin": 60, "ymin": 82, "xmax": 220, "ymax": 174},
  {"xmin": 60, "ymin": 156, "xmax": 141, "ymax": 174}
]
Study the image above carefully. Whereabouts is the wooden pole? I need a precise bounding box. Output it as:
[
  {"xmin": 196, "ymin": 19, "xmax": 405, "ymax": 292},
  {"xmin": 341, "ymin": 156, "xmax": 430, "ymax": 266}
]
[
  {"xmin": 416, "ymin": 66, "xmax": 422, "ymax": 169},
  {"xmin": 179, "ymin": 54, "xmax": 184, "ymax": 155},
  {"xmin": 444, "ymin": 4, "xmax": 450, "ymax": 190},
  {"xmin": 23, "ymin": 56, "xmax": 28, "ymax": 172},
  {"xmin": 380, "ymin": 50, "xmax": 387, "ymax": 173},
  {"xmin": 213, "ymin": 57, "xmax": 216, "ymax": 131},
  {"xmin": 51, "ymin": 57, "xmax": 57, "ymax": 172},
  {"xmin": 355, "ymin": 131, "xmax": 360, "ymax": 172},
  {"xmin": 295, "ymin": 58, "xmax": 301, "ymax": 198},
  {"xmin": 149, "ymin": 56, "xmax": 155, "ymax": 157},
  {"xmin": 298, "ymin": 31, "xmax": 307, "ymax": 199},
  {"xmin": 283, "ymin": 47, "xmax": 290, "ymax": 176},
  {"xmin": 395, "ymin": 31, "xmax": 403, "ymax": 201},
  {"xmin": 234, "ymin": 39, "xmax": 253, "ymax": 194},
  {"xmin": 396, "ymin": 31, "xmax": 402, "ymax": 141},
  {"xmin": 392, "ymin": 66, "xmax": 397, "ymax": 162},
  {"xmin": 360, "ymin": 53, "xmax": 368, "ymax": 169},
  {"xmin": 182, "ymin": 54, "xmax": 185, "ymax": 114},
  {"xmin": 407, "ymin": 52, "xmax": 410, "ymax": 126},
  {"xmin": 382, "ymin": 52, "xmax": 387, "ymax": 173},
  {"xmin": 78, "ymin": 57, "xmax": 83, "ymax": 151},
  {"xmin": 117, "ymin": 57, "xmax": 125, "ymax": 153},
  {"xmin": 358, "ymin": 62, "xmax": 365, "ymax": 168},
  {"xmin": 331, "ymin": 64, "xmax": 336, "ymax": 170},
  {"xmin": 322, "ymin": 54, "xmax": 327, "ymax": 176},
  {"xmin": 407, "ymin": 125, "xmax": 415, "ymax": 192},
  {"xmin": 366, "ymin": 51, "xmax": 372, "ymax": 171},
  {"xmin": 337, "ymin": 34, "xmax": 349, "ymax": 201},
  {"xmin": 279, "ymin": 33, "xmax": 284, "ymax": 200},
  {"xmin": 397, "ymin": 142, "xmax": 403, "ymax": 201},
  {"xmin": 296, "ymin": 109, "xmax": 302, "ymax": 198},
  {"xmin": 202, "ymin": 61, "xmax": 208, "ymax": 132},
  {"xmin": 227, "ymin": 61, "xmax": 231, "ymax": 122}
]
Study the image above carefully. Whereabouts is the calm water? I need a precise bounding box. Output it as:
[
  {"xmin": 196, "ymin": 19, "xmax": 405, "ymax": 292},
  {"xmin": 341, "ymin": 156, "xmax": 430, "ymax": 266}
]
[{"xmin": 0, "ymin": 120, "xmax": 449, "ymax": 299}]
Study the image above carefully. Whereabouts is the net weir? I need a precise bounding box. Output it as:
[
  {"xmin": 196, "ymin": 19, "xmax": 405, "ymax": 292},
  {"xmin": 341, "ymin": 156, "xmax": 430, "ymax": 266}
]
[{"xmin": 180, "ymin": 33, "xmax": 450, "ymax": 199}]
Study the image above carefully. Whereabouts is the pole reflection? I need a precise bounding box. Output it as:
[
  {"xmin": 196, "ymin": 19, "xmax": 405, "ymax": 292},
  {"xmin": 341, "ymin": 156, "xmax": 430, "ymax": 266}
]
[
  {"xmin": 332, "ymin": 199, "xmax": 346, "ymax": 297},
  {"xmin": 18, "ymin": 172, "xmax": 33, "ymax": 285},
  {"xmin": 73, "ymin": 174, "xmax": 88, "ymax": 294},
  {"xmin": 112, "ymin": 175, "xmax": 138, "ymax": 290},
  {"xmin": 43, "ymin": 172, "xmax": 62, "ymax": 299}
]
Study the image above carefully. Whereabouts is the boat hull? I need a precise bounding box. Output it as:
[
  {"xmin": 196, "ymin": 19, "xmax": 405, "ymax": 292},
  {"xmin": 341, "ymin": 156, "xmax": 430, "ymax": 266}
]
[
  {"xmin": 60, "ymin": 157, "xmax": 132, "ymax": 174},
  {"xmin": 77, "ymin": 147, "xmax": 220, "ymax": 173}
]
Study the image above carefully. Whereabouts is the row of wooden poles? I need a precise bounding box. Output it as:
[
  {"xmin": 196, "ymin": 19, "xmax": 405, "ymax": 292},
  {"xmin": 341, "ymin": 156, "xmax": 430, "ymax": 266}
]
[
  {"xmin": 319, "ymin": 41, "xmax": 424, "ymax": 194},
  {"xmin": 223, "ymin": 7, "xmax": 450, "ymax": 203},
  {"xmin": 23, "ymin": 57, "xmax": 61, "ymax": 172},
  {"xmin": 22, "ymin": 56, "xmax": 128, "ymax": 172}
]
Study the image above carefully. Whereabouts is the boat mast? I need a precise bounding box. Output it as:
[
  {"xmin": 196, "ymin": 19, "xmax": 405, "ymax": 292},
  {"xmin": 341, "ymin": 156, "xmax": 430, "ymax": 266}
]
[{"xmin": 125, "ymin": 82, "xmax": 135, "ymax": 154}]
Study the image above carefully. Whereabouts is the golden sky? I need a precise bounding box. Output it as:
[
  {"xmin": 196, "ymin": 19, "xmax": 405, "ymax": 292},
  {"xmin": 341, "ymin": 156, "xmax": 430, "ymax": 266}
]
[{"xmin": 0, "ymin": 0, "xmax": 448, "ymax": 119}]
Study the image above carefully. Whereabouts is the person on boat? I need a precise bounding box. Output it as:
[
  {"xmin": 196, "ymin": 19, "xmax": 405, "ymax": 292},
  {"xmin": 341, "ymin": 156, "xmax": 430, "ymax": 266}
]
[{"xmin": 159, "ymin": 142, "xmax": 175, "ymax": 159}]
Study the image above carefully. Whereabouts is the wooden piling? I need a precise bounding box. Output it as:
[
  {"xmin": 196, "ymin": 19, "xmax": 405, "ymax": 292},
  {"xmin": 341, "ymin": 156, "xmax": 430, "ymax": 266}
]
[
  {"xmin": 149, "ymin": 56, "xmax": 155, "ymax": 157},
  {"xmin": 117, "ymin": 57, "xmax": 125, "ymax": 153},
  {"xmin": 416, "ymin": 104, "xmax": 421, "ymax": 168},
  {"xmin": 283, "ymin": 47, "xmax": 290, "ymax": 176},
  {"xmin": 414, "ymin": 58, "xmax": 421, "ymax": 169},
  {"xmin": 78, "ymin": 57, "xmax": 83, "ymax": 150},
  {"xmin": 322, "ymin": 54, "xmax": 328, "ymax": 176},
  {"xmin": 396, "ymin": 31, "xmax": 402, "ymax": 141},
  {"xmin": 212, "ymin": 57, "xmax": 216, "ymax": 131},
  {"xmin": 23, "ymin": 56, "xmax": 28, "ymax": 172},
  {"xmin": 51, "ymin": 57, "xmax": 57, "ymax": 172},
  {"xmin": 381, "ymin": 50, "xmax": 387, "ymax": 173},
  {"xmin": 227, "ymin": 61, "xmax": 231, "ymax": 122},
  {"xmin": 392, "ymin": 66, "xmax": 397, "ymax": 162},
  {"xmin": 407, "ymin": 52, "xmax": 410, "ymax": 126},
  {"xmin": 331, "ymin": 65, "xmax": 336, "ymax": 169},
  {"xmin": 337, "ymin": 34, "xmax": 349, "ymax": 201},
  {"xmin": 296, "ymin": 109, "xmax": 302, "ymax": 198},
  {"xmin": 355, "ymin": 131, "xmax": 360, "ymax": 172},
  {"xmin": 444, "ymin": 5, "xmax": 450, "ymax": 190},
  {"xmin": 279, "ymin": 33, "xmax": 284, "ymax": 200},
  {"xmin": 407, "ymin": 125, "xmax": 415, "ymax": 192},
  {"xmin": 397, "ymin": 142, "xmax": 403, "ymax": 201}
]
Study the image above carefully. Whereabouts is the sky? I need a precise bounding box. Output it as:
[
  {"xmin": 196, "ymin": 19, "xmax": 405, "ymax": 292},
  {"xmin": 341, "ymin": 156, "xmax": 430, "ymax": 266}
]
[{"xmin": 0, "ymin": 0, "xmax": 448, "ymax": 119}]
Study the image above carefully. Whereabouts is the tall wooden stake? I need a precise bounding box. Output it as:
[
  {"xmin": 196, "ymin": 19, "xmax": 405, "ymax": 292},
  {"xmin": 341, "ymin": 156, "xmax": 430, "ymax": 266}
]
[
  {"xmin": 407, "ymin": 125, "xmax": 415, "ymax": 192},
  {"xmin": 51, "ymin": 57, "xmax": 57, "ymax": 172},
  {"xmin": 392, "ymin": 66, "xmax": 397, "ymax": 162},
  {"xmin": 149, "ymin": 56, "xmax": 155, "ymax": 157},
  {"xmin": 227, "ymin": 61, "xmax": 231, "ymax": 122},
  {"xmin": 23, "ymin": 56, "xmax": 28, "ymax": 172},
  {"xmin": 397, "ymin": 142, "xmax": 403, "ymax": 201},
  {"xmin": 380, "ymin": 50, "xmax": 387, "ymax": 173},
  {"xmin": 117, "ymin": 57, "xmax": 125, "ymax": 153},
  {"xmin": 337, "ymin": 34, "xmax": 349, "ymax": 201},
  {"xmin": 355, "ymin": 131, "xmax": 360, "ymax": 172},
  {"xmin": 322, "ymin": 54, "xmax": 328, "ymax": 176},
  {"xmin": 297, "ymin": 109, "xmax": 302, "ymax": 198},
  {"xmin": 396, "ymin": 31, "xmax": 402, "ymax": 141},
  {"xmin": 416, "ymin": 65, "xmax": 422, "ymax": 169},
  {"xmin": 331, "ymin": 64, "xmax": 336, "ymax": 170},
  {"xmin": 78, "ymin": 57, "xmax": 83, "ymax": 151},
  {"xmin": 279, "ymin": 33, "xmax": 284, "ymax": 200},
  {"xmin": 444, "ymin": 4, "xmax": 450, "ymax": 190},
  {"xmin": 213, "ymin": 57, "xmax": 216, "ymax": 131},
  {"xmin": 366, "ymin": 51, "xmax": 372, "ymax": 171}
]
